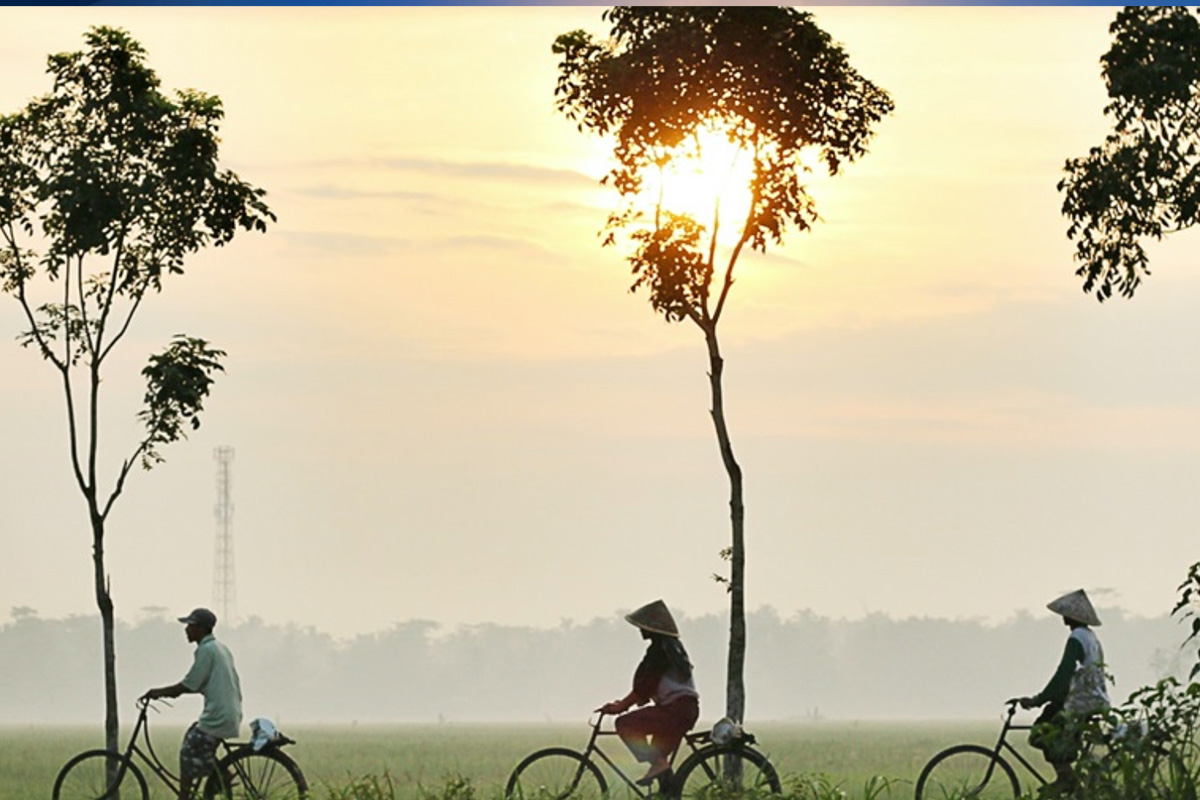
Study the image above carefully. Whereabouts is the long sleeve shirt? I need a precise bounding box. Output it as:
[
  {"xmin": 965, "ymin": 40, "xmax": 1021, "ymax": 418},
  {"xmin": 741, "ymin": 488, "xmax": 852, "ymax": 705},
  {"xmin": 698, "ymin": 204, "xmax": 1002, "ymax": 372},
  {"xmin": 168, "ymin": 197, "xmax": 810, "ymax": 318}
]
[{"xmin": 1033, "ymin": 635, "xmax": 1085, "ymax": 707}]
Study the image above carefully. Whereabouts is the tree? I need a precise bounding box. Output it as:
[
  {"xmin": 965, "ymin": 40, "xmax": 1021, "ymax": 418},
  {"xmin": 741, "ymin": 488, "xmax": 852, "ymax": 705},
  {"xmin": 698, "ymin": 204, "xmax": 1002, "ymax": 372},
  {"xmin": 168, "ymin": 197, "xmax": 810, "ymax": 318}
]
[
  {"xmin": 1059, "ymin": 6, "xmax": 1200, "ymax": 301},
  {"xmin": 0, "ymin": 27, "xmax": 274, "ymax": 754},
  {"xmin": 553, "ymin": 7, "xmax": 892, "ymax": 724}
]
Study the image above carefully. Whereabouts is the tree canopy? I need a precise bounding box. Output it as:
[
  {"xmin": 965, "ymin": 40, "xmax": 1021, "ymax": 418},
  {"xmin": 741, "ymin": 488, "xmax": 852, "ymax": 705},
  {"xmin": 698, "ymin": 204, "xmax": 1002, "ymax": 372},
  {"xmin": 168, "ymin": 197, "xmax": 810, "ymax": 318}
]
[
  {"xmin": 554, "ymin": 7, "xmax": 893, "ymax": 328},
  {"xmin": 1060, "ymin": 6, "xmax": 1200, "ymax": 301},
  {"xmin": 0, "ymin": 26, "xmax": 273, "ymax": 479}
]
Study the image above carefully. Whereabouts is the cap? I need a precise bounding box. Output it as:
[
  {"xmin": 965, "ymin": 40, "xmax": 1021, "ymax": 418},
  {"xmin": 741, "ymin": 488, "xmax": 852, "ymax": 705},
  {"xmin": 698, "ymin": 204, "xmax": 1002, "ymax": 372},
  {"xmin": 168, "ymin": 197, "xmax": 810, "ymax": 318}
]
[{"xmin": 178, "ymin": 608, "xmax": 218, "ymax": 628}]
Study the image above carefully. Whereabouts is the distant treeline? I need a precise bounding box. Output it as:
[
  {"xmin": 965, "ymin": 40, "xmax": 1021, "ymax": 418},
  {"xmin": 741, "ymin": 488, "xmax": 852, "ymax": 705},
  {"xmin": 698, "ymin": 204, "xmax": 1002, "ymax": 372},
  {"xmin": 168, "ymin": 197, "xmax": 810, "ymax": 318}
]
[{"xmin": 0, "ymin": 606, "xmax": 1187, "ymax": 724}]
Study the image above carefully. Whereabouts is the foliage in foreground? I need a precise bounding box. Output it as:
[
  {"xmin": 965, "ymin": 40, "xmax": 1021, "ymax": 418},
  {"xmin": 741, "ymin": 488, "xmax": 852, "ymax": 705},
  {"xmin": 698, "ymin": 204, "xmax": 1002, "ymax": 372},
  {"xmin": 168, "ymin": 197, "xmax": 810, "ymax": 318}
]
[
  {"xmin": 1071, "ymin": 679, "xmax": 1200, "ymax": 800},
  {"xmin": 320, "ymin": 774, "xmax": 479, "ymax": 800},
  {"xmin": 316, "ymin": 772, "xmax": 911, "ymax": 800}
]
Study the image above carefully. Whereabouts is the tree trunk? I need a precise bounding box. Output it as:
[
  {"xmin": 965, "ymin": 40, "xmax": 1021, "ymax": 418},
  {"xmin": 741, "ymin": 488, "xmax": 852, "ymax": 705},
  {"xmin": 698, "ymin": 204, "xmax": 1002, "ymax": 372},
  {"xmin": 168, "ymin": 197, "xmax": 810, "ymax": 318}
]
[
  {"xmin": 92, "ymin": 516, "xmax": 120, "ymax": 760},
  {"xmin": 703, "ymin": 324, "xmax": 746, "ymax": 725}
]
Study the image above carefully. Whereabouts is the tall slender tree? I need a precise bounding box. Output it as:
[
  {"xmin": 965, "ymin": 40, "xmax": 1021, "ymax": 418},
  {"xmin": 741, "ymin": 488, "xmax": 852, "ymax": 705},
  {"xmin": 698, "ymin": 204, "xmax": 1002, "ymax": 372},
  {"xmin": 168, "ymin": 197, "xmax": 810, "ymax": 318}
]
[
  {"xmin": 0, "ymin": 27, "xmax": 274, "ymax": 754},
  {"xmin": 553, "ymin": 7, "xmax": 892, "ymax": 724}
]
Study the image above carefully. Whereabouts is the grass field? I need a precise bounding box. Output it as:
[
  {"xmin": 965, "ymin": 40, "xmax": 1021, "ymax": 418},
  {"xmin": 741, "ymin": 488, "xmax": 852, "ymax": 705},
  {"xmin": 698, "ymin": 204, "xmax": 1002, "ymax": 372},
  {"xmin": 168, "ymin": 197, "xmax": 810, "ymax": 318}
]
[{"xmin": 1, "ymin": 719, "xmax": 1047, "ymax": 800}]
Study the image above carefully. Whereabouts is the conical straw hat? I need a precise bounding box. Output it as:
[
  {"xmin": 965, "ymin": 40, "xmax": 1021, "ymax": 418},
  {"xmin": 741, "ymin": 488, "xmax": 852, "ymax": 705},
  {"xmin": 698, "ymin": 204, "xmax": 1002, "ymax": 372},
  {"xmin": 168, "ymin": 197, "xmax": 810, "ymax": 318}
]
[
  {"xmin": 1047, "ymin": 589, "xmax": 1101, "ymax": 626},
  {"xmin": 625, "ymin": 599, "xmax": 680, "ymax": 638}
]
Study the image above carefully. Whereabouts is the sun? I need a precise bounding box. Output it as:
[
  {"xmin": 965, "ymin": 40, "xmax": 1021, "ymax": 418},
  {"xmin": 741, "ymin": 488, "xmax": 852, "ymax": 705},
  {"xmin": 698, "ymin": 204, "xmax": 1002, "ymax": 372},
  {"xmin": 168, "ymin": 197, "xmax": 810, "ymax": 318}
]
[{"xmin": 648, "ymin": 126, "xmax": 756, "ymax": 248}]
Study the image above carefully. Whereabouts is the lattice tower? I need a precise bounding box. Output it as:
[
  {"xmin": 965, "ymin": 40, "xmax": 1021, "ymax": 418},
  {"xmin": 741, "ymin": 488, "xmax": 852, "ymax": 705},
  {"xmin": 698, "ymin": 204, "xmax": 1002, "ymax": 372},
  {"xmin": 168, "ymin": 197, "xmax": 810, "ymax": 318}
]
[{"xmin": 213, "ymin": 446, "xmax": 237, "ymax": 625}]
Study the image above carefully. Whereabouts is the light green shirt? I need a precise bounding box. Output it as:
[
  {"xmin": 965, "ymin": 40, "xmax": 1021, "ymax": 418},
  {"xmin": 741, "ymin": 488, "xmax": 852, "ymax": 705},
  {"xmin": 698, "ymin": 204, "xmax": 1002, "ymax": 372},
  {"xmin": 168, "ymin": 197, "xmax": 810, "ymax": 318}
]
[{"xmin": 181, "ymin": 634, "xmax": 243, "ymax": 739}]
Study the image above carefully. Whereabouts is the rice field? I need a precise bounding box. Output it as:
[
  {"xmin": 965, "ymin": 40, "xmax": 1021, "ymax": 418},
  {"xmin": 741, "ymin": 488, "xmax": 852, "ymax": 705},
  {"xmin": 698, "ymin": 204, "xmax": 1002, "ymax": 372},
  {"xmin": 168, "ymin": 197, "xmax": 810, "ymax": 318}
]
[{"xmin": 0, "ymin": 719, "xmax": 1043, "ymax": 800}]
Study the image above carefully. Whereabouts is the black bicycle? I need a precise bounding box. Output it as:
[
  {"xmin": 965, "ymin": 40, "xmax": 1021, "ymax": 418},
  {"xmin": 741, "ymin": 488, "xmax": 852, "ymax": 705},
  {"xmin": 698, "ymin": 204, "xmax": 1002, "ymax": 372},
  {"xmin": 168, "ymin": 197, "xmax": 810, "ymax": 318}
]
[
  {"xmin": 914, "ymin": 698, "xmax": 1189, "ymax": 800},
  {"xmin": 505, "ymin": 712, "xmax": 782, "ymax": 800},
  {"xmin": 52, "ymin": 698, "xmax": 308, "ymax": 800}
]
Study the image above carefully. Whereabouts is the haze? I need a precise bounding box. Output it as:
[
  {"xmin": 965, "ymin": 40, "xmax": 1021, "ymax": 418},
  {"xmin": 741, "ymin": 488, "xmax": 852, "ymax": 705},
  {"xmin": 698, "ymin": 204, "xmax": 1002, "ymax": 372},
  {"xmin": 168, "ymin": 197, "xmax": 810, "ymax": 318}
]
[{"xmin": 2, "ymin": 8, "xmax": 1198, "ymax": 645}]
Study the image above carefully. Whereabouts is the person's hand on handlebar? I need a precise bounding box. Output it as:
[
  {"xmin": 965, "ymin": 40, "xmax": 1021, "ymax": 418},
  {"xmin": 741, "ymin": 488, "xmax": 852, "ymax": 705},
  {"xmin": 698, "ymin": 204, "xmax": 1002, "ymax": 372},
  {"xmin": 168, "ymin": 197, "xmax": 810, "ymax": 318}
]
[
  {"xmin": 597, "ymin": 694, "xmax": 635, "ymax": 715},
  {"xmin": 141, "ymin": 682, "xmax": 186, "ymax": 703}
]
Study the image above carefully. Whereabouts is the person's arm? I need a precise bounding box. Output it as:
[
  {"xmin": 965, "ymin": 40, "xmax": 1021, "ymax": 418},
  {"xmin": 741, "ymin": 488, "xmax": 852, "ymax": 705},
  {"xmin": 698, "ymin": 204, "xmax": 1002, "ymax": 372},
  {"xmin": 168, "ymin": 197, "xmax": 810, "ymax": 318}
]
[
  {"xmin": 141, "ymin": 682, "xmax": 193, "ymax": 701},
  {"xmin": 145, "ymin": 641, "xmax": 212, "ymax": 701},
  {"xmin": 598, "ymin": 648, "xmax": 663, "ymax": 713},
  {"xmin": 598, "ymin": 690, "xmax": 640, "ymax": 715},
  {"xmin": 1020, "ymin": 636, "xmax": 1084, "ymax": 709}
]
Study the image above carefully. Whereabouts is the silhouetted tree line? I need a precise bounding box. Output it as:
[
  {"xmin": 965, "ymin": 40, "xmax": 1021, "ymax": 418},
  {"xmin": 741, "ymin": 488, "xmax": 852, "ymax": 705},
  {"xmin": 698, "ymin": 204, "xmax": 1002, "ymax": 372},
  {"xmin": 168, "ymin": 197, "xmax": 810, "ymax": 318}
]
[{"xmin": 0, "ymin": 606, "xmax": 1183, "ymax": 725}]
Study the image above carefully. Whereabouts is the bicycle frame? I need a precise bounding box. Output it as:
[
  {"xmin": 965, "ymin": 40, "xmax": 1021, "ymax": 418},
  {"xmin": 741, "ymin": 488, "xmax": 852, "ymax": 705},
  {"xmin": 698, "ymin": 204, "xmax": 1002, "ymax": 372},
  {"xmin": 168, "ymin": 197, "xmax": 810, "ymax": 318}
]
[
  {"xmin": 112, "ymin": 700, "xmax": 246, "ymax": 796},
  {"xmin": 577, "ymin": 714, "xmax": 708, "ymax": 797},
  {"xmin": 989, "ymin": 701, "xmax": 1049, "ymax": 791},
  {"xmin": 114, "ymin": 700, "xmax": 186, "ymax": 795}
]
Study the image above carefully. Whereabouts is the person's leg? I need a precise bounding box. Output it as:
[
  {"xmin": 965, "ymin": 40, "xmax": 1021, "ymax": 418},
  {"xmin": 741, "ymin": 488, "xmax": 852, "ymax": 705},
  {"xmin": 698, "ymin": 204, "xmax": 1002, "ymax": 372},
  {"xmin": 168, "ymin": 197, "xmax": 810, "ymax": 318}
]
[
  {"xmin": 647, "ymin": 696, "xmax": 700, "ymax": 768},
  {"xmin": 615, "ymin": 706, "xmax": 662, "ymax": 763},
  {"xmin": 1029, "ymin": 704, "xmax": 1064, "ymax": 765},
  {"xmin": 178, "ymin": 723, "xmax": 220, "ymax": 800},
  {"xmin": 616, "ymin": 705, "xmax": 678, "ymax": 783}
]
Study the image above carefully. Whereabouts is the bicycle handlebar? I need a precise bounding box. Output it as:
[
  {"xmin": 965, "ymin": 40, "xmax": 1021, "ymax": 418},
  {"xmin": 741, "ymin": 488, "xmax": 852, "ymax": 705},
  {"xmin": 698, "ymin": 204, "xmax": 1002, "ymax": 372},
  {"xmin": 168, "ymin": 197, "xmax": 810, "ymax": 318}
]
[{"xmin": 136, "ymin": 696, "xmax": 173, "ymax": 713}]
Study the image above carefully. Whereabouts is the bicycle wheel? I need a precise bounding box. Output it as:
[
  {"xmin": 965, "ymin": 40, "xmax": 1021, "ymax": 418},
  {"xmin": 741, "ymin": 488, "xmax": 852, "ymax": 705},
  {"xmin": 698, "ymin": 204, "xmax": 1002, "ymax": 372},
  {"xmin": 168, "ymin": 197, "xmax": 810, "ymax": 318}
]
[
  {"xmin": 914, "ymin": 745, "xmax": 1019, "ymax": 800},
  {"xmin": 203, "ymin": 748, "xmax": 309, "ymax": 800},
  {"xmin": 672, "ymin": 745, "xmax": 782, "ymax": 799},
  {"xmin": 52, "ymin": 750, "xmax": 149, "ymax": 800},
  {"xmin": 505, "ymin": 747, "xmax": 608, "ymax": 800}
]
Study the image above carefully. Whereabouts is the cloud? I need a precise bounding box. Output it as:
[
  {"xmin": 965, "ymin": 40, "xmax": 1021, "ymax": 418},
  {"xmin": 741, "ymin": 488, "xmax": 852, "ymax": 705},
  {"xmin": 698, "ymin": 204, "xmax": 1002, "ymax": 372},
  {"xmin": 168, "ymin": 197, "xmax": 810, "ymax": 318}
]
[
  {"xmin": 295, "ymin": 184, "xmax": 440, "ymax": 203},
  {"xmin": 379, "ymin": 156, "xmax": 595, "ymax": 188},
  {"xmin": 259, "ymin": 155, "xmax": 596, "ymax": 190},
  {"xmin": 277, "ymin": 230, "xmax": 559, "ymax": 262}
]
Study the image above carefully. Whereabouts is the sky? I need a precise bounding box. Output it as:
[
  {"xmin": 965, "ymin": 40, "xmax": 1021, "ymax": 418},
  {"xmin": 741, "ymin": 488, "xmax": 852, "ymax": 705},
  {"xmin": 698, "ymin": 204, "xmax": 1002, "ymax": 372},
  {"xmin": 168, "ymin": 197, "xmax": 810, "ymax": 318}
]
[{"xmin": 3, "ymin": 7, "xmax": 1200, "ymax": 641}]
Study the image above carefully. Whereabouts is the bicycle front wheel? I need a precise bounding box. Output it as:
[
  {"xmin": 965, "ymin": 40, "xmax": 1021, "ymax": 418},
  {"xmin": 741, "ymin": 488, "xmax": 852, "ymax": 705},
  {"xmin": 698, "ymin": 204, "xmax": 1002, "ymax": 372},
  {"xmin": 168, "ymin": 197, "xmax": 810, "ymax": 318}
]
[
  {"xmin": 52, "ymin": 750, "xmax": 149, "ymax": 800},
  {"xmin": 204, "ymin": 748, "xmax": 309, "ymax": 800},
  {"xmin": 673, "ymin": 745, "xmax": 782, "ymax": 799},
  {"xmin": 914, "ymin": 745, "xmax": 1020, "ymax": 800},
  {"xmin": 505, "ymin": 747, "xmax": 607, "ymax": 800}
]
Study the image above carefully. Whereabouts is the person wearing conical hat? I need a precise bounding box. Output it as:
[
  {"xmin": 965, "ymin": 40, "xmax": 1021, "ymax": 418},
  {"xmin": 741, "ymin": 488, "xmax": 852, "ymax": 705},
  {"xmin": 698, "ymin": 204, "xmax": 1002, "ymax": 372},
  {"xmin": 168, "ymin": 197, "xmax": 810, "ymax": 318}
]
[
  {"xmin": 1018, "ymin": 589, "xmax": 1111, "ymax": 796},
  {"xmin": 597, "ymin": 600, "xmax": 700, "ymax": 787}
]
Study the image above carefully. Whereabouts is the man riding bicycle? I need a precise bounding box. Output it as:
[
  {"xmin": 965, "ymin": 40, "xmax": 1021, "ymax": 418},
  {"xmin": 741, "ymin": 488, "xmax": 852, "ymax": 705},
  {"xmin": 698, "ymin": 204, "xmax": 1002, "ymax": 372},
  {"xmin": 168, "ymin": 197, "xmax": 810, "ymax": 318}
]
[{"xmin": 142, "ymin": 607, "xmax": 243, "ymax": 800}]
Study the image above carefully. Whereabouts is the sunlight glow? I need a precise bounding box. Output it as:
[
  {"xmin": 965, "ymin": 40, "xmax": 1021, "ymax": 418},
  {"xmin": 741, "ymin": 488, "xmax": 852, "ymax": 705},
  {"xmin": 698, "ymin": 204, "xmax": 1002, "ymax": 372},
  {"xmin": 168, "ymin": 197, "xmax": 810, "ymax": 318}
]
[{"xmin": 647, "ymin": 126, "xmax": 756, "ymax": 249}]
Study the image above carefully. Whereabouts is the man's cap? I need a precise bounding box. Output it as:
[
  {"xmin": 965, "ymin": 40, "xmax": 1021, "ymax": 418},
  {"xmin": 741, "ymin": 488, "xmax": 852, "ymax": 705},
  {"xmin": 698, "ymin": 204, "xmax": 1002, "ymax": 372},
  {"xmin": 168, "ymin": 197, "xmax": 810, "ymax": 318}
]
[
  {"xmin": 1047, "ymin": 589, "xmax": 1101, "ymax": 627},
  {"xmin": 625, "ymin": 599, "xmax": 680, "ymax": 638},
  {"xmin": 178, "ymin": 608, "xmax": 218, "ymax": 628}
]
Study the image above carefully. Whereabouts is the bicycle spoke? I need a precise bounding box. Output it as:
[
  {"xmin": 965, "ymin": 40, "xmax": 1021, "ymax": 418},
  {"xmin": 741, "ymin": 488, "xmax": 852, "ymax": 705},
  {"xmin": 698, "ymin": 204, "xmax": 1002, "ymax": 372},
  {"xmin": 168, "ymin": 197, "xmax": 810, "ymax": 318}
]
[
  {"xmin": 675, "ymin": 748, "xmax": 782, "ymax": 800},
  {"xmin": 506, "ymin": 749, "xmax": 606, "ymax": 800},
  {"xmin": 916, "ymin": 747, "xmax": 1019, "ymax": 800},
  {"xmin": 207, "ymin": 751, "xmax": 307, "ymax": 800}
]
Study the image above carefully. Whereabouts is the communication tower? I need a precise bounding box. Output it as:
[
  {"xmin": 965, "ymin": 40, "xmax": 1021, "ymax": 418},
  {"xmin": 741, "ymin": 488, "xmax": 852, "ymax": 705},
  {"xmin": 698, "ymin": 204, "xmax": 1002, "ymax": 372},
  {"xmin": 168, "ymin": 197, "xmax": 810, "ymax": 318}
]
[{"xmin": 213, "ymin": 446, "xmax": 237, "ymax": 625}]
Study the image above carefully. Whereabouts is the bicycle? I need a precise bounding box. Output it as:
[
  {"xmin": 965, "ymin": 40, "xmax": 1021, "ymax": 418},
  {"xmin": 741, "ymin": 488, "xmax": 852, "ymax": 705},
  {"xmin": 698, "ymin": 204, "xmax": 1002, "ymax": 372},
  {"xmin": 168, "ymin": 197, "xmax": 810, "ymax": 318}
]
[
  {"xmin": 505, "ymin": 712, "xmax": 782, "ymax": 800},
  {"xmin": 52, "ymin": 697, "xmax": 308, "ymax": 800},
  {"xmin": 913, "ymin": 698, "xmax": 1188, "ymax": 800},
  {"xmin": 914, "ymin": 699, "xmax": 1043, "ymax": 800}
]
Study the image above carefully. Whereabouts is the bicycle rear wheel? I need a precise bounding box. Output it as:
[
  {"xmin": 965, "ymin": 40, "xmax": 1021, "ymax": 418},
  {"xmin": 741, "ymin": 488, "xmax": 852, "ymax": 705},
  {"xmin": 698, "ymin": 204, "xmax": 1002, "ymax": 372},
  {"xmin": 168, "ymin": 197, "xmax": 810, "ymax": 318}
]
[
  {"xmin": 52, "ymin": 750, "xmax": 149, "ymax": 800},
  {"xmin": 204, "ymin": 748, "xmax": 309, "ymax": 800},
  {"xmin": 672, "ymin": 745, "xmax": 782, "ymax": 799},
  {"xmin": 505, "ymin": 747, "xmax": 607, "ymax": 800},
  {"xmin": 914, "ymin": 745, "xmax": 1020, "ymax": 800}
]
